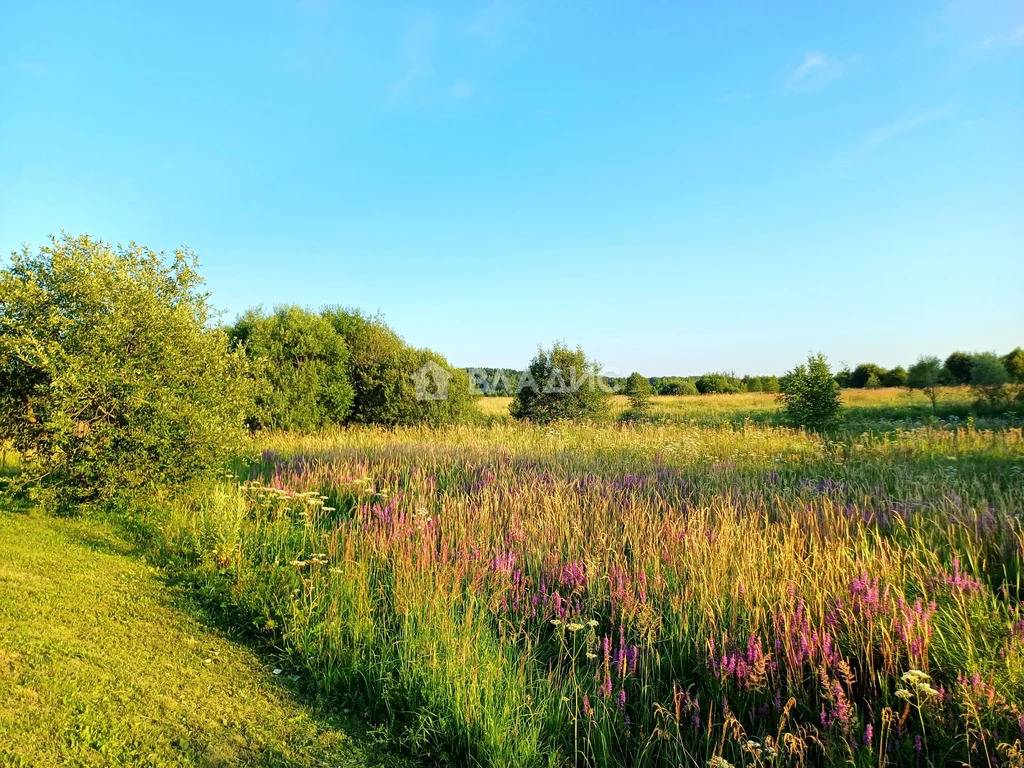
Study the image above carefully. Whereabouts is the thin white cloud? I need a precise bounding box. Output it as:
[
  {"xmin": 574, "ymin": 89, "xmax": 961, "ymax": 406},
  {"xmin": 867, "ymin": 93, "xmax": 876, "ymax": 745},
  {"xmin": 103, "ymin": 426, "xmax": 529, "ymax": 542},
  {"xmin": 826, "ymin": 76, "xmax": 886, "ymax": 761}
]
[
  {"xmin": 463, "ymin": 0, "xmax": 515, "ymax": 45},
  {"xmin": 391, "ymin": 14, "xmax": 438, "ymax": 101},
  {"xmin": 862, "ymin": 108, "xmax": 954, "ymax": 150},
  {"xmin": 788, "ymin": 51, "xmax": 845, "ymax": 92},
  {"xmin": 968, "ymin": 24, "xmax": 1024, "ymax": 52}
]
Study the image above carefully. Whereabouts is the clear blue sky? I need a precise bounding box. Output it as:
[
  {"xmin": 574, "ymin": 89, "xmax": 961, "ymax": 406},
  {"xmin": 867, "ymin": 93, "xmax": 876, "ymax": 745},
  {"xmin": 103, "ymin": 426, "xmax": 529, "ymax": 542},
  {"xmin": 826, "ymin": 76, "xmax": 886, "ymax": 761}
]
[{"xmin": 2, "ymin": 1, "xmax": 1022, "ymax": 376}]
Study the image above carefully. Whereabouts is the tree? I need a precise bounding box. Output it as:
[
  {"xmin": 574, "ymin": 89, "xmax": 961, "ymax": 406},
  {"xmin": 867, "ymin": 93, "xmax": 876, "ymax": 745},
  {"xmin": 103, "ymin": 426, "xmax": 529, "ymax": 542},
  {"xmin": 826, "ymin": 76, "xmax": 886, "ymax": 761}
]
[
  {"xmin": 510, "ymin": 343, "xmax": 609, "ymax": 423},
  {"xmin": 778, "ymin": 354, "xmax": 843, "ymax": 434},
  {"xmin": 864, "ymin": 372, "xmax": 883, "ymax": 389},
  {"xmin": 943, "ymin": 352, "xmax": 976, "ymax": 386},
  {"xmin": 970, "ymin": 352, "xmax": 1009, "ymax": 407},
  {"xmin": 850, "ymin": 363, "xmax": 888, "ymax": 389},
  {"xmin": 834, "ymin": 367, "xmax": 853, "ymax": 389},
  {"xmin": 623, "ymin": 372, "xmax": 653, "ymax": 411},
  {"xmin": 228, "ymin": 306, "xmax": 354, "ymax": 430},
  {"xmin": 0, "ymin": 234, "xmax": 253, "ymax": 510},
  {"xmin": 322, "ymin": 307, "xmax": 471, "ymax": 427},
  {"xmin": 907, "ymin": 355, "xmax": 943, "ymax": 412},
  {"xmin": 1002, "ymin": 347, "xmax": 1024, "ymax": 384},
  {"xmin": 694, "ymin": 372, "xmax": 740, "ymax": 394},
  {"xmin": 882, "ymin": 366, "xmax": 908, "ymax": 388},
  {"xmin": 777, "ymin": 354, "xmax": 842, "ymax": 431}
]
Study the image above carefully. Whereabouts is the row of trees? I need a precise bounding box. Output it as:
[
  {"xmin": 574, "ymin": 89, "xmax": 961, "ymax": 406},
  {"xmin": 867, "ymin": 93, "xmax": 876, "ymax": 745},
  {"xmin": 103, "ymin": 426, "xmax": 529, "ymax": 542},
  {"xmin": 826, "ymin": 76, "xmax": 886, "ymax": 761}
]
[
  {"xmin": 839, "ymin": 349, "xmax": 1024, "ymax": 390},
  {"xmin": 0, "ymin": 235, "xmax": 472, "ymax": 510},
  {"xmin": 469, "ymin": 367, "xmax": 782, "ymax": 397},
  {"xmin": 228, "ymin": 306, "xmax": 472, "ymax": 430}
]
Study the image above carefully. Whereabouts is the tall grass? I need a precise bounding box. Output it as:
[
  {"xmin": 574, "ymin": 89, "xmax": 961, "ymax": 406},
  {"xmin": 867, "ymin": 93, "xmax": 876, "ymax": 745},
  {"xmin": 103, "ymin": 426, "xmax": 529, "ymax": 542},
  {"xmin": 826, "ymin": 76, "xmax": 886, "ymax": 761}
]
[{"xmin": 160, "ymin": 422, "xmax": 1024, "ymax": 766}]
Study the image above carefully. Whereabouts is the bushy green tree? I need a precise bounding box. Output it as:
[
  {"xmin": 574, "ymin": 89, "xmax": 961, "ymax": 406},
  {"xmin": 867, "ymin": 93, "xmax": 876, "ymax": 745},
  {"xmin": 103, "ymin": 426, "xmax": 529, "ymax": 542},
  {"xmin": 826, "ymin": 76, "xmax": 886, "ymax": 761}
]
[
  {"xmin": 0, "ymin": 234, "xmax": 253, "ymax": 510},
  {"xmin": 623, "ymin": 372, "xmax": 653, "ymax": 411},
  {"xmin": 322, "ymin": 307, "xmax": 471, "ymax": 427},
  {"xmin": 907, "ymin": 355, "xmax": 942, "ymax": 412},
  {"xmin": 656, "ymin": 377, "xmax": 698, "ymax": 396},
  {"xmin": 510, "ymin": 343, "xmax": 609, "ymax": 423},
  {"xmin": 759, "ymin": 375, "xmax": 781, "ymax": 394},
  {"xmin": 1002, "ymin": 347, "xmax": 1024, "ymax": 384},
  {"xmin": 850, "ymin": 363, "xmax": 887, "ymax": 389},
  {"xmin": 943, "ymin": 351, "xmax": 976, "ymax": 386},
  {"xmin": 694, "ymin": 372, "xmax": 740, "ymax": 394},
  {"xmin": 777, "ymin": 354, "xmax": 842, "ymax": 431},
  {"xmin": 228, "ymin": 306, "xmax": 353, "ymax": 430},
  {"xmin": 882, "ymin": 366, "xmax": 908, "ymax": 388},
  {"xmin": 970, "ymin": 352, "xmax": 1009, "ymax": 407}
]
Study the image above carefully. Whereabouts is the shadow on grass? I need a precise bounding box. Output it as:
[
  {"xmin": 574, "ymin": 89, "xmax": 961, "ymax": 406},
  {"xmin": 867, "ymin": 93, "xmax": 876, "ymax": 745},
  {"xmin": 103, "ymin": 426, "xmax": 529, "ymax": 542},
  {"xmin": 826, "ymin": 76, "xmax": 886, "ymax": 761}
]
[{"xmin": 52, "ymin": 513, "xmax": 419, "ymax": 768}]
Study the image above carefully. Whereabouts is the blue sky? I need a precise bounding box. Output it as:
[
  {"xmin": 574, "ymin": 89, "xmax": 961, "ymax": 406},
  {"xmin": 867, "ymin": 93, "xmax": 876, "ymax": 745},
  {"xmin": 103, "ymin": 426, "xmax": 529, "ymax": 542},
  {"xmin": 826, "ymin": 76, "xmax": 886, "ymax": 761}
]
[{"xmin": 2, "ymin": 1, "xmax": 1022, "ymax": 376}]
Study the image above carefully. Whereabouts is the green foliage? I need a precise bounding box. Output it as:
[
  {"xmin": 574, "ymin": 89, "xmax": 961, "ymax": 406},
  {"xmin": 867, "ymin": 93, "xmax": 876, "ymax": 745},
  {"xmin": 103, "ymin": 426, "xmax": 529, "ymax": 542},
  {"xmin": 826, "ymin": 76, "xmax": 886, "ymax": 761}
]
[
  {"xmin": 322, "ymin": 307, "xmax": 471, "ymax": 427},
  {"xmin": 228, "ymin": 306, "xmax": 354, "ymax": 431},
  {"xmin": 694, "ymin": 372, "xmax": 740, "ymax": 394},
  {"xmin": 653, "ymin": 377, "xmax": 698, "ymax": 396},
  {"xmin": 882, "ymin": 365, "xmax": 908, "ymax": 387},
  {"xmin": 834, "ymin": 366, "xmax": 853, "ymax": 389},
  {"xmin": 466, "ymin": 367, "xmax": 521, "ymax": 396},
  {"xmin": 850, "ymin": 363, "xmax": 887, "ymax": 389},
  {"xmin": 907, "ymin": 355, "xmax": 943, "ymax": 412},
  {"xmin": 510, "ymin": 342, "xmax": 609, "ymax": 423},
  {"xmin": 0, "ymin": 234, "xmax": 252, "ymax": 510},
  {"xmin": 777, "ymin": 353, "xmax": 842, "ymax": 431},
  {"xmin": 623, "ymin": 372, "xmax": 653, "ymax": 411},
  {"xmin": 943, "ymin": 351, "xmax": 976, "ymax": 386},
  {"xmin": 1002, "ymin": 347, "xmax": 1024, "ymax": 384},
  {"xmin": 970, "ymin": 352, "xmax": 1010, "ymax": 407}
]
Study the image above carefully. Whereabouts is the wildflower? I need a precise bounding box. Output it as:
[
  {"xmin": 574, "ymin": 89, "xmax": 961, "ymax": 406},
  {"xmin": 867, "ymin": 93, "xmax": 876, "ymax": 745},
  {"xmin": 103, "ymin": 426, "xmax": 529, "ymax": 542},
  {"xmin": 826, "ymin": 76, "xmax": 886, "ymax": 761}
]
[
  {"xmin": 863, "ymin": 723, "xmax": 874, "ymax": 746},
  {"xmin": 566, "ymin": 622, "xmax": 584, "ymax": 632}
]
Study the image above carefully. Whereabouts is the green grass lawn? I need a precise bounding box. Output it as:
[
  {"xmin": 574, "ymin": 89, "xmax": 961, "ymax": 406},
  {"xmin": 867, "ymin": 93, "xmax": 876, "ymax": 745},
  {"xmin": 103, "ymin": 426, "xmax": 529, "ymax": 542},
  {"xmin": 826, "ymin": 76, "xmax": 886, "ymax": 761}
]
[{"xmin": 0, "ymin": 506, "xmax": 414, "ymax": 768}]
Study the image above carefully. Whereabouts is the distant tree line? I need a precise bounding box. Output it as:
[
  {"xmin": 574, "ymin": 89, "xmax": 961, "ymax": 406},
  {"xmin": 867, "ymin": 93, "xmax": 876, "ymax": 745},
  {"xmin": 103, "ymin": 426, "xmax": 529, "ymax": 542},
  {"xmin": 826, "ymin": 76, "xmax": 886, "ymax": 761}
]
[
  {"xmin": 467, "ymin": 368, "xmax": 781, "ymax": 397},
  {"xmin": 836, "ymin": 349, "xmax": 1024, "ymax": 390}
]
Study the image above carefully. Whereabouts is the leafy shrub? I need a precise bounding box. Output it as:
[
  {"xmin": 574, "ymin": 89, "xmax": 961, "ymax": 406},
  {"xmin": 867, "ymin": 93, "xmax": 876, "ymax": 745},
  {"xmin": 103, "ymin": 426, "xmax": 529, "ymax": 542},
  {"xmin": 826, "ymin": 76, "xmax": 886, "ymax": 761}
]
[
  {"xmin": 694, "ymin": 372, "xmax": 740, "ymax": 395},
  {"xmin": 882, "ymin": 365, "xmax": 908, "ymax": 387},
  {"xmin": 510, "ymin": 343, "xmax": 609, "ymax": 423},
  {"xmin": 970, "ymin": 352, "xmax": 1009, "ymax": 407},
  {"xmin": 943, "ymin": 351, "xmax": 976, "ymax": 385},
  {"xmin": 657, "ymin": 377, "xmax": 698, "ymax": 396},
  {"xmin": 850, "ymin": 363, "xmax": 887, "ymax": 389},
  {"xmin": 907, "ymin": 356, "xmax": 943, "ymax": 412},
  {"xmin": 0, "ymin": 234, "xmax": 253, "ymax": 510},
  {"xmin": 623, "ymin": 372, "xmax": 653, "ymax": 411},
  {"xmin": 1002, "ymin": 347, "xmax": 1024, "ymax": 384},
  {"xmin": 322, "ymin": 307, "xmax": 471, "ymax": 427},
  {"xmin": 777, "ymin": 353, "xmax": 842, "ymax": 431},
  {"xmin": 228, "ymin": 306, "xmax": 354, "ymax": 430}
]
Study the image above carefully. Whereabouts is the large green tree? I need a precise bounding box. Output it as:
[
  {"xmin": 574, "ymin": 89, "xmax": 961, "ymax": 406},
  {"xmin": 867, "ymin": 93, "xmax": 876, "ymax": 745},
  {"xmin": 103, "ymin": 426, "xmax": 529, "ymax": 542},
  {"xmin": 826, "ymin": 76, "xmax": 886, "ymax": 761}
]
[
  {"xmin": 0, "ymin": 234, "xmax": 253, "ymax": 510},
  {"xmin": 907, "ymin": 355, "xmax": 943, "ymax": 412},
  {"xmin": 228, "ymin": 306, "xmax": 354, "ymax": 431},
  {"xmin": 322, "ymin": 307, "xmax": 471, "ymax": 427},
  {"xmin": 510, "ymin": 343, "xmax": 609, "ymax": 423}
]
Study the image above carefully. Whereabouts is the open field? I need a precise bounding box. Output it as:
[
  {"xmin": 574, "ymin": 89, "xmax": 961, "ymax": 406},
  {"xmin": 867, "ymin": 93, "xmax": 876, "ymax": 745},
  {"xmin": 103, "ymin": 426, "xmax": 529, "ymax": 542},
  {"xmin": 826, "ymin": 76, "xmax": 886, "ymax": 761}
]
[
  {"xmin": 0, "ymin": 505, "xmax": 413, "ymax": 768},
  {"xmin": 155, "ymin": 419, "xmax": 1024, "ymax": 767},
  {"xmin": 475, "ymin": 388, "xmax": 982, "ymax": 429}
]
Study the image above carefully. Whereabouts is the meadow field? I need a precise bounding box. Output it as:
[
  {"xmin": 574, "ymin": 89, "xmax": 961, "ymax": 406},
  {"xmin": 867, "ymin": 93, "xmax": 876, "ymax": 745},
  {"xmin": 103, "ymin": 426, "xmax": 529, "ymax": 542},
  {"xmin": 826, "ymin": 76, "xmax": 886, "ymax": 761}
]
[
  {"xmin": 475, "ymin": 388, "xmax": 981, "ymax": 429},
  {"xmin": 154, "ymin": 409, "xmax": 1024, "ymax": 767}
]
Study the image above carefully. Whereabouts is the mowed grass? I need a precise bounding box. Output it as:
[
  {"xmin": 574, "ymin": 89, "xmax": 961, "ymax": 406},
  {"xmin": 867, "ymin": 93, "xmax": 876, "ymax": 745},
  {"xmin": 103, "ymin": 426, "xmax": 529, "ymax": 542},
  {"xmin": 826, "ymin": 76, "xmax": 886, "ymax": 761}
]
[{"xmin": 0, "ymin": 506, "xmax": 413, "ymax": 768}]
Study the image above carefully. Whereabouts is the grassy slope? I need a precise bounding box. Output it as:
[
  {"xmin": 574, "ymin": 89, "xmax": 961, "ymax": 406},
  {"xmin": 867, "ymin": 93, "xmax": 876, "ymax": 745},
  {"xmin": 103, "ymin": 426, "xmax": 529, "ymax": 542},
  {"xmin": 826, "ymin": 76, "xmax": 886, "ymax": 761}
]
[{"xmin": 0, "ymin": 507, "xmax": 412, "ymax": 768}]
